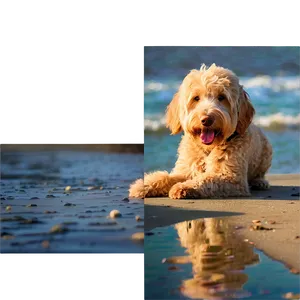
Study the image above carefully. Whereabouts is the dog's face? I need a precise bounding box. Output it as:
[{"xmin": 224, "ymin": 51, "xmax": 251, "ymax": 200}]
[{"xmin": 166, "ymin": 64, "xmax": 255, "ymax": 146}]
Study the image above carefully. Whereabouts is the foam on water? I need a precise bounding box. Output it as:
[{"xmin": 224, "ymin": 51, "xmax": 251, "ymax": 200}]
[
  {"xmin": 145, "ymin": 113, "xmax": 300, "ymax": 133},
  {"xmin": 145, "ymin": 76, "xmax": 300, "ymax": 93}
]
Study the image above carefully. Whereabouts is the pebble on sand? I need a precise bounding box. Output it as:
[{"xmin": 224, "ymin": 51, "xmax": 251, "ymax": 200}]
[
  {"xmin": 250, "ymin": 224, "xmax": 273, "ymax": 231},
  {"xmin": 49, "ymin": 224, "xmax": 69, "ymax": 234},
  {"xmin": 109, "ymin": 210, "xmax": 122, "ymax": 218},
  {"xmin": 88, "ymin": 186, "xmax": 97, "ymax": 190},
  {"xmin": 41, "ymin": 240, "xmax": 50, "ymax": 248},
  {"xmin": 64, "ymin": 203, "xmax": 76, "ymax": 207},
  {"xmin": 252, "ymin": 220, "xmax": 261, "ymax": 223},
  {"xmin": 135, "ymin": 215, "xmax": 143, "ymax": 222},
  {"xmin": 131, "ymin": 232, "xmax": 144, "ymax": 241},
  {"xmin": 145, "ymin": 232, "xmax": 154, "ymax": 236},
  {"xmin": 290, "ymin": 192, "xmax": 300, "ymax": 197},
  {"xmin": 1, "ymin": 232, "xmax": 15, "ymax": 240}
]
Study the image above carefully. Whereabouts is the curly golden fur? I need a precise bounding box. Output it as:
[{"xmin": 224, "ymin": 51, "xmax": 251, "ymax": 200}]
[{"xmin": 129, "ymin": 64, "xmax": 272, "ymax": 199}]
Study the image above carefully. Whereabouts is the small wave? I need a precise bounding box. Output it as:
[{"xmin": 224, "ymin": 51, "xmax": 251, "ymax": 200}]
[
  {"xmin": 145, "ymin": 113, "xmax": 300, "ymax": 133},
  {"xmin": 144, "ymin": 115, "xmax": 167, "ymax": 133},
  {"xmin": 254, "ymin": 113, "xmax": 300, "ymax": 130},
  {"xmin": 145, "ymin": 76, "xmax": 300, "ymax": 93},
  {"xmin": 144, "ymin": 81, "xmax": 180, "ymax": 93},
  {"xmin": 241, "ymin": 76, "xmax": 300, "ymax": 92},
  {"xmin": 144, "ymin": 82, "xmax": 169, "ymax": 93}
]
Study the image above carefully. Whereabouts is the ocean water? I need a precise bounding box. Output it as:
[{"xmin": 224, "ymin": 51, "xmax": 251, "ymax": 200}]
[{"xmin": 144, "ymin": 47, "xmax": 300, "ymax": 174}]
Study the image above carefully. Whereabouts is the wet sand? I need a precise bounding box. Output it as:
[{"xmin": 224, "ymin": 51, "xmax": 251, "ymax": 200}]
[
  {"xmin": 145, "ymin": 174, "xmax": 300, "ymax": 270},
  {"xmin": 1, "ymin": 193, "xmax": 144, "ymax": 253},
  {"xmin": 1, "ymin": 150, "xmax": 144, "ymax": 253}
]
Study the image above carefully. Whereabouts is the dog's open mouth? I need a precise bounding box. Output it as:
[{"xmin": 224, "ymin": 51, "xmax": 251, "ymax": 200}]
[
  {"xmin": 200, "ymin": 128, "xmax": 215, "ymax": 144},
  {"xmin": 193, "ymin": 128, "xmax": 221, "ymax": 145}
]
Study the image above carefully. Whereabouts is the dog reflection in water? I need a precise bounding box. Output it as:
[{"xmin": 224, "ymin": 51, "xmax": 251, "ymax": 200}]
[{"xmin": 164, "ymin": 218, "xmax": 259, "ymax": 299}]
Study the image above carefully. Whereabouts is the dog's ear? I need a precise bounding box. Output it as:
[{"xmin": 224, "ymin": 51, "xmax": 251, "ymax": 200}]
[
  {"xmin": 166, "ymin": 92, "xmax": 182, "ymax": 135},
  {"xmin": 236, "ymin": 88, "xmax": 255, "ymax": 135}
]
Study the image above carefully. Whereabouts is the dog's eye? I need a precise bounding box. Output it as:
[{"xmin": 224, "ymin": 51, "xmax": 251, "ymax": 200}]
[
  {"xmin": 193, "ymin": 96, "xmax": 200, "ymax": 101},
  {"xmin": 218, "ymin": 95, "xmax": 226, "ymax": 101}
]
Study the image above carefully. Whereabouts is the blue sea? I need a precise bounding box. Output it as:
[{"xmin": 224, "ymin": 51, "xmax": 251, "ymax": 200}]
[{"xmin": 144, "ymin": 47, "xmax": 300, "ymax": 174}]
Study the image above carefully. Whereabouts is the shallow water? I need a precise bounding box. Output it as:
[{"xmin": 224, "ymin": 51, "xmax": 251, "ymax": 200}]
[
  {"xmin": 145, "ymin": 218, "xmax": 300, "ymax": 300},
  {"xmin": 0, "ymin": 151, "xmax": 143, "ymax": 253}
]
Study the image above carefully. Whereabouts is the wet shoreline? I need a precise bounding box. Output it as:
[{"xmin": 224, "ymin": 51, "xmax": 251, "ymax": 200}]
[
  {"xmin": 1, "ymin": 150, "xmax": 144, "ymax": 253},
  {"xmin": 145, "ymin": 174, "xmax": 300, "ymax": 270}
]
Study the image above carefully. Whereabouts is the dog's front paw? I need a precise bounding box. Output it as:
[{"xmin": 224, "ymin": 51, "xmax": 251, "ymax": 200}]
[
  {"xmin": 129, "ymin": 179, "xmax": 145, "ymax": 199},
  {"xmin": 169, "ymin": 183, "xmax": 195, "ymax": 199},
  {"xmin": 249, "ymin": 178, "xmax": 270, "ymax": 190}
]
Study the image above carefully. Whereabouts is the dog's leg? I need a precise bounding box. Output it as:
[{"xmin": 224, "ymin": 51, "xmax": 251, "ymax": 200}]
[
  {"xmin": 169, "ymin": 175, "xmax": 251, "ymax": 199},
  {"xmin": 169, "ymin": 151, "xmax": 252, "ymax": 200},
  {"xmin": 249, "ymin": 138, "xmax": 272, "ymax": 191},
  {"xmin": 129, "ymin": 171, "xmax": 186, "ymax": 198}
]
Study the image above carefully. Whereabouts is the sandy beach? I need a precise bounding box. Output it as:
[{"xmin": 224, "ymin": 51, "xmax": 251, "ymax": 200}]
[{"xmin": 145, "ymin": 174, "xmax": 300, "ymax": 270}]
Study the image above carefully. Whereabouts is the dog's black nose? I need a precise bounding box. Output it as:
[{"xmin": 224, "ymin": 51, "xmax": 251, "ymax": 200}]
[{"xmin": 201, "ymin": 115, "xmax": 214, "ymax": 127}]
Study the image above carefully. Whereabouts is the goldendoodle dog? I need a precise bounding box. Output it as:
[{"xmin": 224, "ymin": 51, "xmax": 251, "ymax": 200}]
[{"xmin": 130, "ymin": 64, "xmax": 272, "ymax": 199}]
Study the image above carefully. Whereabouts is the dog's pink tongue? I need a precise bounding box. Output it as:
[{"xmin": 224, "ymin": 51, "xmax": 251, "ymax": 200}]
[{"xmin": 200, "ymin": 128, "xmax": 215, "ymax": 144}]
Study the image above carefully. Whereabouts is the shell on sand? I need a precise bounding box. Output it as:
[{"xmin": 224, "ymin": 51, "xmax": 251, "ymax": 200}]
[
  {"xmin": 131, "ymin": 232, "xmax": 144, "ymax": 241},
  {"xmin": 109, "ymin": 210, "xmax": 122, "ymax": 218}
]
